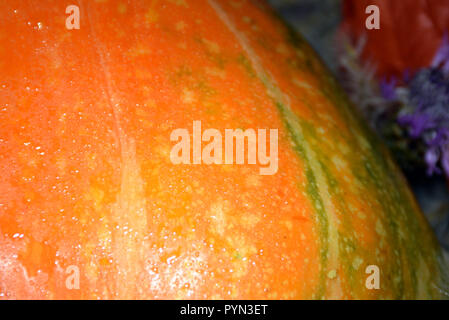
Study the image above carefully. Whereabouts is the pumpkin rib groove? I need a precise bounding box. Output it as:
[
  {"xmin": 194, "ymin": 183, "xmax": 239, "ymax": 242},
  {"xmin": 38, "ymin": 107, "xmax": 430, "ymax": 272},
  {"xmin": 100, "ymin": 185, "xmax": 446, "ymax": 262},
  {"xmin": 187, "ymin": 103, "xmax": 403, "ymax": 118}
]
[
  {"xmin": 72, "ymin": 0, "xmax": 151, "ymax": 298},
  {"xmin": 82, "ymin": 0, "xmax": 126, "ymax": 151}
]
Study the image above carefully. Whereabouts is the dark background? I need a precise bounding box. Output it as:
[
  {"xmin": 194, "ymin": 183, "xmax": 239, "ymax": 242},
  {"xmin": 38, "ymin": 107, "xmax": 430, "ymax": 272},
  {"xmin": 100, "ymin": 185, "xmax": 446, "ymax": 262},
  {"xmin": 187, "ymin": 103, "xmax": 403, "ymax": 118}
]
[{"xmin": 268, "ymin": 0, "xmax": 341, "ymax": 72}]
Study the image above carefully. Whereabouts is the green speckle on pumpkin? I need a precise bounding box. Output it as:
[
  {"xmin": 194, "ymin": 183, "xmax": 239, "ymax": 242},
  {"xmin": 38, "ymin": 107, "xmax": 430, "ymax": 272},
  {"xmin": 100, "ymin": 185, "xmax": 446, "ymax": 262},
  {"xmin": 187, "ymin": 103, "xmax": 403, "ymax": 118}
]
[
  {"xmin": 327, "ymin": 270, "xmax": 337, "ymax": 279},
  {"xmin": 237, "ymin": 53, "xmax": 256, "ymax": 78}
]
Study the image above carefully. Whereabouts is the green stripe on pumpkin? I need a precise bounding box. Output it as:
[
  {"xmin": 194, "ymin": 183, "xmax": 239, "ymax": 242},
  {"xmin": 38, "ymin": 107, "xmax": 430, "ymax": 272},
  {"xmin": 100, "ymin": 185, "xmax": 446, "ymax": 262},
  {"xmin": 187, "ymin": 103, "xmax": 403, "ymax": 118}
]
[{"xmin": 282, "ymin": 21, "xmax": 443, "ymax": 298}]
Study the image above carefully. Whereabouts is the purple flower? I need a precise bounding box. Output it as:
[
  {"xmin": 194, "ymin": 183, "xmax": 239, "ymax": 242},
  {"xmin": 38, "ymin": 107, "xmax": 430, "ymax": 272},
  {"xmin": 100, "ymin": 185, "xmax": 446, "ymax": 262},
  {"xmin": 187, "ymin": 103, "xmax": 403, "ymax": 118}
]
[
  {"xmin": 396, "ymin": 62, "xmax": 449, "ymax": 177},
  {"xmin": 425, "ymin": 147, "xmax": 441, "ymax": 175},
  {"xmin": 428, "ymin": 127, "xmax": 449, "ymax": 146},
  {"xmin": 335, "ymin": 29, "xmax": 449, "ymax": 179},
  {"xmin": 380, "ymin": 77, "xmax": 397, "ymax": 101},
  {"xmin": 398, "ymin": 111, "xmax": 436, "ymax": 138}
]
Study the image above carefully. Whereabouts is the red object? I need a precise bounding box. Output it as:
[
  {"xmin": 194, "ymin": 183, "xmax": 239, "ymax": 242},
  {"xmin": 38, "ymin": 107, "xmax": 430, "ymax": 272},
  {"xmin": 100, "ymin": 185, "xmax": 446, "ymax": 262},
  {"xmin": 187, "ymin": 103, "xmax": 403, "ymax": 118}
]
[{"xmin": 342, "ymin": 0, "xmax": 449, "ymax": 79}]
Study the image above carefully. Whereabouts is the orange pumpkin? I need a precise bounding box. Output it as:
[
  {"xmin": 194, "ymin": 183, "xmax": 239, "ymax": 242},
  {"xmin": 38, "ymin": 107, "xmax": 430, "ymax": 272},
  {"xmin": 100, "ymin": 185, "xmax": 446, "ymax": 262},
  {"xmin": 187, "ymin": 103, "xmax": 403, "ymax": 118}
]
[{"xmin": 0, "ymin": 0, "xmax": 445, "ymax": 299}]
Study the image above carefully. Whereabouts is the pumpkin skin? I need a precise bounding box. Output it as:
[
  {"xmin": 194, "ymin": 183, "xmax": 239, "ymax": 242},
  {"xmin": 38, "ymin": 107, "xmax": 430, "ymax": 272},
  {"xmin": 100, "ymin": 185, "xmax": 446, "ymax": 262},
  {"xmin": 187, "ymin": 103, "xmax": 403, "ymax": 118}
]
[{"xmin": 0, "ymin": 0, "xmax": 445, "ymax": 299}]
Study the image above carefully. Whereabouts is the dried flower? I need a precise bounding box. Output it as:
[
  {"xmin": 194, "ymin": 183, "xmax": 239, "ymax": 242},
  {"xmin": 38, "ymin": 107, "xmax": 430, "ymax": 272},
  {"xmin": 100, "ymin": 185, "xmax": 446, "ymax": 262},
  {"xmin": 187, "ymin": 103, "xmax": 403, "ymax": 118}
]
[
  {"xmin": 380, "ymin": 77, "xmax": 397, "ymax": 101},
  {"xmin": 336, "ymin": 35, "xmax": 390, "ymax": 129},
  {"xmin": 425, "ymin": 147, "xmax": 441, "ymax": 175},
  {"xmin": 336, "ymin": 32, "xmax": 449, "ymax": 178},
  {"xmin": 396, "ymin": 52, "xmax": 449, "ymax": 177}
]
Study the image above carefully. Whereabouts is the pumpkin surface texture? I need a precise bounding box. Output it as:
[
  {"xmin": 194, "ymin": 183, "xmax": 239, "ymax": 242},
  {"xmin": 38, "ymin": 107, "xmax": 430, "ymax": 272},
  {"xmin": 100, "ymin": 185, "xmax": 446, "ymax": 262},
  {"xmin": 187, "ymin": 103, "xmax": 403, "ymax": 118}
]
[{"xmin": 0, "ymin": 0, "xmax": 446, "ymax": 299}]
